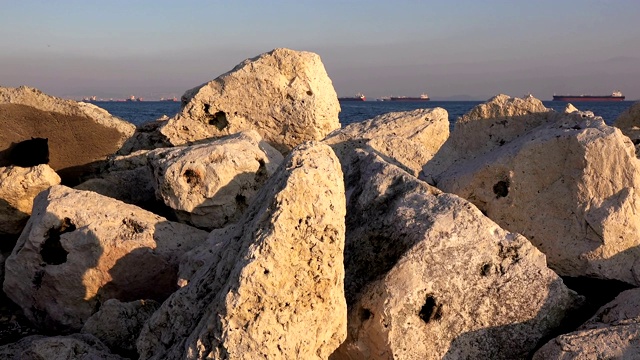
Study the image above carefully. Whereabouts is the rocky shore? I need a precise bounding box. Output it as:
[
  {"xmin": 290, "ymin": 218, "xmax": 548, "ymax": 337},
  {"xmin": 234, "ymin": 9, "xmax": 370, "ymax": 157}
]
[{"xmin": 1, "ymin": 48, "xmax": 640, "ymax": 359}]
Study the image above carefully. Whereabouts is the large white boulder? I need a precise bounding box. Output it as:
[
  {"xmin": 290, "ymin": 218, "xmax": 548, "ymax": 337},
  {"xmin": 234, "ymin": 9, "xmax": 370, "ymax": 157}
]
[
  {"xmin": 150, "ymin": 48, "xmax": 341, "ymax": 153},
  {"xmin": 421, "ymin": 94, "xmax": 553, "ymax": 183},
  {"xmin": 0, "ymin": 165, "xmax": 61, "ymax": 235},
  {"xmin": 614, "ymin": 101, "xmax": 640, "ymax": 155},
  {"xmin": 324, "ymin": 108, "xmax": 449, "ymax": 176},
  {"xmin": 3, "ymin": 185, "xmax": 209, "ymax": 331},
  {"xmin": 331, "ymin": 150, "xmax": 582, "ymax": 359},
  {"xmin": 137, "ymin": 142, "xmax": 347, "ymax": 359},
  {"xmin": 436, "ymin": 115, "xmax": 640, "ymax": 284},
  {"xmin": 148, "ymin": 130, "xmax": 283, "ymax": 229}
]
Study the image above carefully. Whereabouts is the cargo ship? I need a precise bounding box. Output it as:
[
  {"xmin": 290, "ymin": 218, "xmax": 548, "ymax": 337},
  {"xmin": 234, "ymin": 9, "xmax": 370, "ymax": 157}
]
[
  {"xmin": 552, "ymin": 91, "xmax": 625, "ymax": 102},
  {"xmin": 338, "ymin": 93, "xmax": 366, "ymax": 101},
  {"xmin": 387, "ymin": 93, "xmax": 430, "ymax": 101}
]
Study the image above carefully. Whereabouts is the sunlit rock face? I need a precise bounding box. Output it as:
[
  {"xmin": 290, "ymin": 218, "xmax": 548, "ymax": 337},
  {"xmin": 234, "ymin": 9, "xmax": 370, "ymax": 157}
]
[
  {"xmin": 137, "ymin": 142, "xmax": 347, "ymax": 360},
  {"xmin": 147, "ymin": 130, "xmax": 283, "ymax": 230},
  {"xmin": 330, "ymin": 149, "xmax": 581, "ymax": 360},
  {"xmin": 155, "ymin": 48, "xmax": 341, "ymax": 153},
  {"xmin": 3, "ymin": 185, "xmax": 208, "ymax": 332},
  {"xmin": 324, "ymin": 107, "xmax": 449, "ymax": 176}
]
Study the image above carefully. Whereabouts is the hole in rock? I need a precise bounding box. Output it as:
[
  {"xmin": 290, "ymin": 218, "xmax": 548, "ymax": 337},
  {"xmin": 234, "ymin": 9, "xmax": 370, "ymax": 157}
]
[
  {"xmin": 493, "ymin": 180, "xmax": 510, "ymax": 198},
  {"xmin": 183, "ymin": 169, "xmax": 201, "ymax": 186},
  {"xmin": 208, "ymin": 111, "xmax": 229, "ymax": 130},
  {"xmin": 41, "ymin": 217, "xmax": 76, "ymax": 265},
  {"xmin": 480, "ymin": 263, "xmax": 493, "ymax": 276},
  {"xmin": 306, "ymin": 90, "xmax": 313, "ymax": 96},
  {"xmin": 360, "ymin": 308, "xmax": 373, "ymax": 321},
  {"xmin": 419, "ymin": 295, "xmax": 442, "ymax": 324}
]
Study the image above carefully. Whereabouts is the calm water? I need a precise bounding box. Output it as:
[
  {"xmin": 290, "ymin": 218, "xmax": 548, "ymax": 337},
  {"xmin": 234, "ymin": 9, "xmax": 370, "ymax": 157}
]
[{"xmin": 92, "ymin": 100, "xmax": 635, "ymax": 129}]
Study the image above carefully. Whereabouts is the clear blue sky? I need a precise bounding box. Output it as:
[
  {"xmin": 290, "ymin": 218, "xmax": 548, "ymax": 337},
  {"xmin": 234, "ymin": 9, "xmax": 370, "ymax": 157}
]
[{"xmin": 2, "ymin": 0, "xmax": 640, "ymax": 100}]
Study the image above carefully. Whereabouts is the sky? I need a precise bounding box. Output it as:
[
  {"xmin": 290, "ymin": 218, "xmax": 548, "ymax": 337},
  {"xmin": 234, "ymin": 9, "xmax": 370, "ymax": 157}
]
[{"xmin": 2, "ymin": 0, "xmax": 640, "ymax": 101}]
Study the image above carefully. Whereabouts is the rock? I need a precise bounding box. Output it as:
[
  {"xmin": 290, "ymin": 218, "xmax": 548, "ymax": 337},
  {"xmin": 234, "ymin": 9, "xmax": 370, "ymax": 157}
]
[
  {"xmin": 0, "ymin": 86, "xmax": 135, "ymax": 184},
  {"xmin": 323, "ymin": 108, "xmax": 449, "ymax": 176},
  {"xmin": 148, "ymin": 130, "xmax": 284, "ymax": 229},
  {"xmin": 421, "ymin": 94, "xmax": 553, "ymax": 183},
  {"xmin": 0, "ymin": 333, "xmax": 124, "ymax": 359},
  {"xmin": 129, "ymin": 48, "xmax": 340, "ymax": 154},
  {"xmin": 137, "ymin": 142, "xmax": 347, "ymax": 359},
  {"xmin": 75, "ymin": 150, "xmax": 157, "ymax": 210},
  {"xmin": 3, "ymin": 185, "xmax": 209, "ymax": 332},
  {"xmin": 331, "ymin": 150, "xmax": 582, "ymax": 360},
  {"xmin": 533, "ymin": 288, "xmax": 640, "ymax": 359},
  {"xmin": 436, "ymin": 115, "xmax": 640, "ymax": 284},
  {"xmin": 0, "ymin": 165, "xmax": 61, "ymax": 236},
  {"xmin": 81, "ymin": 298, "xmax": 159, "ymax": 358},
  {"xmin": 614, "ymin": 101, "xmax": 640, "ymax": 155},
  {"xmin": 565, "ymin": 103, "xmax": 579, "ymax": 113},
  {"xmin": 117, "ymin": 119, "xmax": 172, "ymax": 155}
]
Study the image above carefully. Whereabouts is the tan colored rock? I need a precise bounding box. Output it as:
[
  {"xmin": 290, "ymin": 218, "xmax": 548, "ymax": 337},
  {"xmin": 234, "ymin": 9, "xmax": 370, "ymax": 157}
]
[
  {"xmin": 0, "ymin": 86, "xmax": 135, "ymax": 183},
  {"xmin": 614, "ymin": 101, "xmax": 640, "ymax": 155},
  {"xmin": 331, "ymin": 150, "xmax": 582, "ymax": 360},
  {"xmin": 324, "ymin": 108, "xmax": 449, "ymax": 176},
  {"xmin": 75, "ymin": 150, "xmax": 157, "ymax": 208},
  {"xmin": 533, "ymin": 288, "xmax": 640, "ymax": 359},
  {"xmin": 3, "ymin": 185, "xmax": 209, "ymax": 331},
  {"xmin": 437, "ymin": 115, "xmax": 640, "ymax": 284},
  {"xmin": 0, "ymin": 333, "xmax": 124, "ymax": 359},
  {"xmin": 0, "ymin": 165, "xmax": 61, "ymax": 235},
  {"xmin": 153, "ymin": 48, "xmax": 340, "ymax": 153},
  {"xmin": 421, "ymin": 94, "xmax": 553, "ymax": 182},
  {"xmin": 148, "ymin": 130, "xmax": 284, "ymax": 229},
  {"xmin": 81, "ymin": 298, "xmax": 160, "ymax": 357},
  {"xmin": 137, "ymin": 142, "xmax": 347, "ymax": 359},
  {"xmin": 565, "ymin": 103, "xmax": 579, "ymax": 113}
]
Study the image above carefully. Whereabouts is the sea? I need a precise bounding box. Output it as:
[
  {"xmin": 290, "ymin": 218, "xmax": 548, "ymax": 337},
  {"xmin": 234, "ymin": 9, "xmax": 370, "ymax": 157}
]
[{"xmin": 91, "ymin": 100, "xmax": 636, "ymax": 129}]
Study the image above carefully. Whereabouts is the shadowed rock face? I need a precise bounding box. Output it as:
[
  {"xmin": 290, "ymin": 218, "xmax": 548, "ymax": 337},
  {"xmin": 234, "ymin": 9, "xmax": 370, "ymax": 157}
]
[{"xmin": 0, "ymin": 86, "xmax": 135, "ymax": 185}]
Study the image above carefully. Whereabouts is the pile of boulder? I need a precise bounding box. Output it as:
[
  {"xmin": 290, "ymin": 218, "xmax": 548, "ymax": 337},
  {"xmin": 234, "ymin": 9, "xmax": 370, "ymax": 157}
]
[{"xmin": 1, "ymin": 47, "xmax": 640, "ymax": 359}]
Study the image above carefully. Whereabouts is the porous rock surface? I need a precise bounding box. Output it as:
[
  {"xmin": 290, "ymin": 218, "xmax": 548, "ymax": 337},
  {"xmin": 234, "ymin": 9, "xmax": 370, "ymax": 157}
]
[
  {"xmin": 534, "ymin": 288, "xmax": 640, "ymax": 359},
  {"xmin": 81, "ymin": 298, "xmax": 159, "ymax": 357},
  {"xmin": 324, "ymin": 108, "xmax": 449, "ymax": 176},
  {"xmin": 3, "ymin": 185, "xmax": 209, "ymax": 332},
  {"xmin": 436, "ymin": 114, "xmax": 640, "ymax": 284},
  {"xmin": 614, "ymin": 101, "xmax": 640, "ymax": 155},
  {"xmin": 0, "ymin": 333, "xmax": 124, "ymax": 359},
  {"xmin": 153, "ymin": 48, "xmax": 340, "ymax": 153},
  {"xmin": 421, "ymin": 94, "xmax": 553, "ymax": 182},
  {"xmin": 137, "ymin": 142, "xmax": 347, "ymax": 359},
  {"xmin": 0, "ymin": 165, "xmax": 61, "ymax": 235},
  {"xmin": 331, "ymin": 150, "xmax": 582, "ymax": 360},
  {"xmin": 148, "ymin": 130, "xmax": 284, "ymax": 229},
  {"xmin": 0, "ymin": 86, "xmax": 135, "ymax": 183}
]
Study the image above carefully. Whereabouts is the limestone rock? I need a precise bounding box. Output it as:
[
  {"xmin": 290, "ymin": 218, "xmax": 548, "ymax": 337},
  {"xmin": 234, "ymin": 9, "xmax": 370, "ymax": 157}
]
[
  {"xmin": 331, "ymin": 150, "xmax": 582, "ymax": 360},
  {"xmin": 565, "ymin": 103, "xmax": 579, "ymax": 113},
  {"xmin": 324, "ymin": 108, "xmax": 449, "ymax": 176},
  {"xmin": 0, "ymin": 165, "xmax": 61, "ymax": 235},
  {"xmin": 155, "ymin": 48, "xmax": 340, "ymax": 153},
  {"xmin": 137, "ymin": 142, "xmax": 347, "ymax": 359},
  {"xmin": 421, "ymin": 94, "xmax": 553, "ymax": 182},
  {"xmin": 75, "ymin": 150, "xmax": 157, "ymax": 209},
  {"xmin": 614, "ymin": 101, "xmax": 640, "ymax": 155},
  {"xmin": 533, "ymin": 288, "xmax": 640, "ymax": 359},
  {"xmin": 0, "ymin": 86, "xmax": 135, "ymax": 184},
  {"xmin": 0, "ymin": 333, "xmax": 124, "ymax": 359},
  {"xmin": 436, "ymin": 115, "xmax": 640, "ymax": 284},
  {"xmin": 148, "ymin": 130, "xmax": 284, "ymax": 229},
  {"xmin": 3, "ymin": 185, "xmax": 209, "ymax": 332},
  {"xmin": 81, "ymin": 298, "xmax": 159, "ymax": 357}
]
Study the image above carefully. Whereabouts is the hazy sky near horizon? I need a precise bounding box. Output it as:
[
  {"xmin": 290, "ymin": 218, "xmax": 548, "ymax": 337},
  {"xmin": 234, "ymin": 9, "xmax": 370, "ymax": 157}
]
[{"xmin": 2, "ymin": 0, "xmax": 640, "ymax": 100}]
